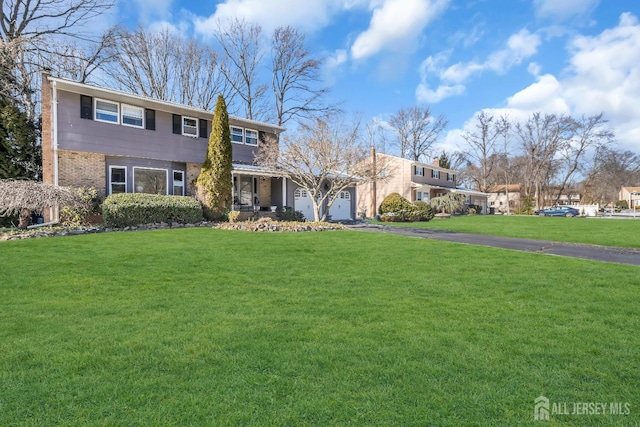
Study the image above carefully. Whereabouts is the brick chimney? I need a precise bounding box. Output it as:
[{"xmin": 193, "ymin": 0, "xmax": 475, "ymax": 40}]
[{"xmin": 433, "ymin": 158, "xmax": 440, "ymax": 167}]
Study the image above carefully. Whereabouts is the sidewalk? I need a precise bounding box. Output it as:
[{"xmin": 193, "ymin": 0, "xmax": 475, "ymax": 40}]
[{"xmin": 347, "ymin": 223, "xmax": 640, "ymax": 266}]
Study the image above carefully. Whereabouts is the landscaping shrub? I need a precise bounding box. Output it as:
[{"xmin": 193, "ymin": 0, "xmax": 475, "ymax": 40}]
[
  {"xmin": 379, "ymin": 193, "xmax": 418, "ymax": 221},
  {"xmin": 413, "ymin": 201, "xmax": 434, "ymax": 221},
  {"xmin": 60, "ymin": 187, "xmax": 102, "ymax": 226},
  {"xmin": 277, "ymin": 206, "xmax": 305, "ymax": 222},
  {"xmin": 615, "ymin": 200, "xmax": 628, "ymax": 211},
  {"xmin": 102, "ymin": 193, "xmax": 203, "ymax": 228},
  {"xmin": 467, "ymin": 204, "xmax": 482, "ymax": 215}
]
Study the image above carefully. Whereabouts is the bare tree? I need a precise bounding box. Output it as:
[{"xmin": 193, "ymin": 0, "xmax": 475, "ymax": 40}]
[
  {"xmin": 0, "ymin": 179, "xmax": 79, "ymax": 228},
  {"xmin": 388, "ymin": 106, "xmax": 448, "ymax": 161},
  {"xmin": 553, "ymin": 113, "xmax": 614, "ymax": 206},
  {"xmin": 256, "ymin": 118, "xmax": 373, "ymax": 221},
  {"xmin": 1, "ymin": 0, "xmax": 114, "ymax": 113},
  {"xmin": 515, "ymin": 113, "xmax": 574, "ymax": 209},
  {"xmin": 581, "ymin": 146, "xmax": 639, "ymax": 204},
  {"xmin": 271, "ymin": 26, "xmax": 337, "ymax": 126},
  {"xmin": 496, "ymin": 114, "xmax": 513, "ymax": 214},
  {"xmin": 215, "ymin": 18, "xmax": 269, "ymax": 121},
  {"xmin": 461, "ymin": 111, "xmax": 499, "ymax": 192},
  {"xmin": 105, "ymin": 26, "xmax": 230, "ymax": 111}
]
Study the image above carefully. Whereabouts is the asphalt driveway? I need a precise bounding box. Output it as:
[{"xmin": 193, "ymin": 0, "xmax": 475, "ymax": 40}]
[{"xmin": 347, "ymin": 223, "xmax": 640, "ymax": 266}]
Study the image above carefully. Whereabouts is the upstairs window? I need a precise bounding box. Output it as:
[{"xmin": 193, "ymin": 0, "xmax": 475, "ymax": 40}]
[
  {"xmin": 121, "ymin": 104, "xmax": 144, "ymax": 128},
  {"xmin": 245, "ymin": 129, "xmax": 258, "ymax": 145},
  {"xmin": 231, "ymin": 127, "xmax": 244, "ymax": 143},
  {"xmin": 414, "ymin": 166, "xmax": 425, "ymax": 176},
  {"xmin": 432, "ymin": 169, "xmax": 440, "ymax": 179},
  {"xmin": 80, "ymin": 95, "xmax": 93, "ymax": 119},
  {"xmin": 95, "ymin": 99, "xmax": 119, "ymax": 124},
  {"xmin": 182, "ymin": 116, "xmax": 198, "ymax": 137},
  {"xmin": 447, "ymin": 173, "xmax": 454, "ymax": 182}
]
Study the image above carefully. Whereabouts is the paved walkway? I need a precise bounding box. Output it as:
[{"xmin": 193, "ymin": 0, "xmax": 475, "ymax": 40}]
[{"xmin": 347, "ymin": 223, "xmax": 640, "ymax": 266}]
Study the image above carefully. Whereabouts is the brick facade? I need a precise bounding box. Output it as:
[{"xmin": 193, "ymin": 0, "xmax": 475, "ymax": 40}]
[
  {"xmin": 57, "ymin": 150, "xmax": 106, "ymax": 196},
  {"xmin": 41, "ymin": 73, "xmax": 54, "ymax": 185}
]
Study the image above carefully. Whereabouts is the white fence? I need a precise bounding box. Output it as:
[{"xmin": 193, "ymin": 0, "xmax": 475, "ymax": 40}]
[{"xmin": 574, "ymin": 204, "xmax": 599, "ymax": 217}]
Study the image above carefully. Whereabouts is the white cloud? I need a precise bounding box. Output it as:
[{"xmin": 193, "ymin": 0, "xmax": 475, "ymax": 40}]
[
  {"xmin": 416, "ymin": 28, "xmax": 541, "ymax": 103},
  {"xmin": 447, "ymin": 13, "xmax": 640, "ymax": 151},
  {"xmin": 350, "ymin": 0, "xmax": 449, "ymax": 60},
  {"xmin": 533, "ymin": 0, "xmax": 600, "ymax": 21},
  {"xmin": 193, "ymin": 0, "xmax": 359, "ymax": 36},
  {"xmin": 132, "ymin": 0, "xmax": 174, "ymax": 22},
  {"xmin": 323, "ymin": 49, "xmax": 348, "ymax": 85}
]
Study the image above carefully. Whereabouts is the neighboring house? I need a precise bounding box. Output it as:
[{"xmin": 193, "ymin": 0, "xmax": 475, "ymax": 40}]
[
  {"xmin": 356, "ymin": 153, "xmax": 488, "ymax": 216},
  {"xmin": 487, "ymin": 184, "xmax": 521, "ymax": 213},
  {"xmin": 545, "ymin": 188, "xmax": 582, "ymax": 206},
  {"xmin": 619, "ymin": 186, "xmax": 640, "ymax": 208},
  {"xmin": 40, "ymin": 73, "xmax": 356, "ymax": 221}
]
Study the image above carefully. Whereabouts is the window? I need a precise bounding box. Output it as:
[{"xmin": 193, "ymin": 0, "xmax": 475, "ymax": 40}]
[
  {"xmin": 294, "ymin": 188, "xmax": 308, "ymax": 198},
  {"xmin": 134, "ymin": 167, "xmax": 167, "ymax": 194},
  {"xmin": 465, "ymin": 195, "xmax": 471, "ymax": 204},
  {"xmin": 245, "ymin": 129, "xmax": 258, "ymax": 145},
  {"xmin": 490, "ymin": 201, "xmax": 495, "ymax": 206},
  {"xmin": 109, "ymin": 166, "xmax": 126, "ymax": 194},
  {"xmin": 414, "ymin": 166, "xmax": 424, "ymax": 176},
  {"xmin": 121, "ymin": 104, "xmax": 144, "ymax": 128},
  {"xmin": 173, "ymin": 171, "xmax": 185, "ymax": 196},
  {"xmin": 182, "ymin": 117, "xmax": 198, "ymax": 137},
  {"xmin": 80, "ymin": 95, "xmax": 93, "ymax": 119},
  {"xmin": 416, "ymin": 191, "xmax": 429, "ymax": 202},
  {"xmin": 231, "ymin": 127, "xmax": 244, "ymax": 143},
  {"xmin": 95, "ymin": 99, "xmax": 119, "ymax": 124},
  {"xmin": 432, "ymin": 169, "xmax": 440, "ymax": 179},
  {"xmin": 447, "ymin": 173, "xmax": 454, "ymax": 182}
]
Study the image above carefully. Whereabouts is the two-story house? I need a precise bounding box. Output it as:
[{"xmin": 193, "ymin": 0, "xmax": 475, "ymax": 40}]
[
  {"xmin": 40, "ymin": 73, "xmax": 357, "ymax": 221},
  {"xmin": 356, "ymin": 153, "xmax": 488, "ymax": 216}
]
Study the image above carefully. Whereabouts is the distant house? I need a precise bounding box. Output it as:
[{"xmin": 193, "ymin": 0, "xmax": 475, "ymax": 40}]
[
  {"xmin": 356, "ymin": 153, "xmax": 488, "ymax": 216},
  {"xmin": 619, "ymin": 186, "xmax": 640, "ymax": 208},
  {"xmin": 40, "ymin": 73, "xmax": 356, "ymax": 221},
  {"xmin": 487, "ymin": 184, "xmax": 521, "ymax": 213},
  {"xmin": 545, "ymin": 188, "xmax": 582, "ymax": 206}
]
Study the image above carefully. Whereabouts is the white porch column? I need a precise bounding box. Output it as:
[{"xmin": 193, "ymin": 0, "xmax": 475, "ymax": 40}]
[{"xmin": 282, "ymin": 178, "xmax": 287, "ymax": 207}]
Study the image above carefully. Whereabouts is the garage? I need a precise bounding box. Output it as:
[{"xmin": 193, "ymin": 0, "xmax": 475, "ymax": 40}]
[
  {"xmin": 294, "ymin": 188, "xmax": 317, "ymax": 221},
  {"xmin": 329, "ymin": 191, "xmax": 352, "ymax": 220}
]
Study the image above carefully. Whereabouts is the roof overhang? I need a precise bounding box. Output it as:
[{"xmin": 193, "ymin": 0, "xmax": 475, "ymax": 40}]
[{"xmin": 232, "ymin": 163, "xmax": 284, "ymax": 178}]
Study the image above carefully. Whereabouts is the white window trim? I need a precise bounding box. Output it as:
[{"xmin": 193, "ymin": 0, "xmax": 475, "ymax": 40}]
[
  {"xmin": 447, "ymin": 173, "xmax": 454, "ymax": 182},
  {"xmin": 121, "ymin": 103, "xmax": 144, "ymax": 129},
  {"xmin": 245, "ymin": 128, "xmax": 258, "ymax": 145},
  {"xmin": 173, "ymin": 170, "xmax": 185, "ymax": 196},
  {"xmin": 95, "ymin": 98, "xmax": 120, "ymax": 125},
  {"xmin": 231, "ymin": 126, "xmax": 244, "ymax": 144},
  {"xmin": 109, "ymin": 165, "xmax": 127, "ymax": 195},
  {"xmin": 414, "ymin": 166, "xmax": 424, "ymax": 177},
  {"xmin": 432, "ymin": 169, "xmax": 440, "ymax": 179},
  {"xmin": 133, "ymin": 166, "xmax": 169, "ymax": 195},
  {"xmin": 182, "ymin": 116, "xmax": 198, "ymax": 138}
]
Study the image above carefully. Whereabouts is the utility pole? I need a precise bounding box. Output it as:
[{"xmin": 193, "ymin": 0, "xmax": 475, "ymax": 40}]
[{"xmin": 370, "ymin": 146, "xmax": 377, "ymax": 218}]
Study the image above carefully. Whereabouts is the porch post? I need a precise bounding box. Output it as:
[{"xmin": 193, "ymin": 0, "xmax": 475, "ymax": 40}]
[{"xmin": 282, "ymin": 178, "xmax": 287, "ymax": 207}]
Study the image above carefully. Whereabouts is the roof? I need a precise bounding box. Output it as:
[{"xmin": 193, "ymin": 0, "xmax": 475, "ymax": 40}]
[
  {"xmin": 46, "ymin": 74, "xmax": 286, "ymax": 134},
  {"xmin": 377, "ymin": 153, "xmax": 457, "ymax": 174},
  {"xmin": 486, "ymin": 184, "xmax": 521, "ymax": 193},
  {"xmin": 231, "ymin": 163, "xmax": 283, "ymax": 177},
  {"xmin": 621, "ymin": 186, "xmax": 640, "ymax": 193}
]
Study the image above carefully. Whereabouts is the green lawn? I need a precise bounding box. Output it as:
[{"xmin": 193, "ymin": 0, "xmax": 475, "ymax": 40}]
[
  {"xmin": 1, "ymin": 229, "xmax": 639, "ymax": 425},
  {"xmin": 374, "ymin": 214, "xmax": 640, "ymax": 248}
]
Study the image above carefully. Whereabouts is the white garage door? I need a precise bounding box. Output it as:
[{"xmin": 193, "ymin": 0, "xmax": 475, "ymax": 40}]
[
  {"xmin": 294, "ymin": 188, "xmax": 316, "ymax": 221},
  {"xmin": 329, "ymin": 191, "xmax": 351, "ymax": 220}
]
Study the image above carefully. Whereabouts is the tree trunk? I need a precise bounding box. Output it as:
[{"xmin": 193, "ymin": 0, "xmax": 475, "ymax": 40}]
[{"xmin": 19, "ymin": 209, "xmax": 31, "ymax": 229}]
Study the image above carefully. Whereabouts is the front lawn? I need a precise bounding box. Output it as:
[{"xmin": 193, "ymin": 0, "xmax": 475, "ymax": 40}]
[
  {"xmin": 1, "ymin": 229, "xmax": 639, "ymax": 425},
  {"xmin": 374, "ymin": 214, "xmax": 640, "ymax": 247}
]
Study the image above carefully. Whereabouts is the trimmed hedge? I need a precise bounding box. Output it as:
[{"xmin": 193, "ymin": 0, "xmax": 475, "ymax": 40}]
[
  {"xmin": 102, "ymin": 193, "xmax": 203, "ymax": 228},
  {"xmin": 413, "ymin": 201, "xmax": 434, "ymax": 221}
]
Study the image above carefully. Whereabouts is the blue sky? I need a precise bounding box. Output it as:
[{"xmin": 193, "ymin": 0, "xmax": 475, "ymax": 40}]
[{"xmin": 108, "ymin": 0, "xmax": 639, "ymax": 153}]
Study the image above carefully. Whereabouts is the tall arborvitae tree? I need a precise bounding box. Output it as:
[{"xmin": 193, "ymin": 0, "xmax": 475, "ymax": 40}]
[{"xmin": 196, "ymin": 94, "xmax": 232, "ymax": 219}]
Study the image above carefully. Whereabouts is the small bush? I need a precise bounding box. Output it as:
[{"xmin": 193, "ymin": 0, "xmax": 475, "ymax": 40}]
[
  {"xmin": 413, "ymin": 201, "xmax": 434, "ymax": 221},
  {"xmin": 616, "ymin": 200, "xmax": 628, "ymax": 210},
  {"xmin": 467, "ymin": 204, "xmax": 482, "ymax": 215},
  {"xmin": 277, "ymin": 206, "xmax": 305, "ymax": 222},
  {"xmin": 60, "ymin": 187, "xmax": 102, "ymax": 226},
  {"xmin": 102, "ymin": 193, "xmax": 203, "ymax": 228},
  {"xmin": 228, "ymin": 210, "xmax": 240, "ymax": 223},
  {"xmin": 379, "ymin": 193, "xmax": 418, "ymax": 221}
]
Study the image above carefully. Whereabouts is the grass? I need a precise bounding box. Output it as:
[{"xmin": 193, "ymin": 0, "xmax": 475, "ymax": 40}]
[
  {"xmin": 1, "ymin": 228, "xmax": 639, "ymax": 426},
  {"xmin": 374, "ymin": 214, "xmax": 640, "ymax": 248}
]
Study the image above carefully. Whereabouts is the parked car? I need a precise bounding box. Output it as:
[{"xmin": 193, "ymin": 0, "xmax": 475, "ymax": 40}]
[{"xmin": 534, "ymin": 206, "xmax": 580, "ymax": 217}]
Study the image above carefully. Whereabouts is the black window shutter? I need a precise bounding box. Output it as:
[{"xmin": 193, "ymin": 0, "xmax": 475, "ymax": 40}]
[
  {"xmin": 145, "ymin": 109, "xmax": 156, "ymax": 130},
  {"xmin": 172, "ymin": 114, "xmax": 181, "ymax": 134},
  {"xmin": 199, "ymin": 119, "xmax": 207, "ymax": 138},
  {"xmin": 80, "ymin": 95, "xmax": 93, "ymax": 119}
]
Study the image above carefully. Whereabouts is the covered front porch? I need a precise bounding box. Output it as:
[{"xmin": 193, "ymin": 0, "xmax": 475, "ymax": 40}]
[
  {"xmin": 231, "ymin": 164, "xmax": 287, "ymax": 217},
  {"xmin": 412, "ymin": 183, "xmax": 489, "ymax": 214}
]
